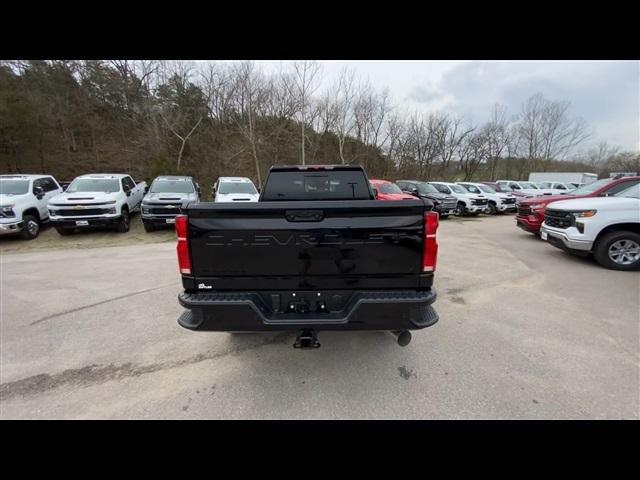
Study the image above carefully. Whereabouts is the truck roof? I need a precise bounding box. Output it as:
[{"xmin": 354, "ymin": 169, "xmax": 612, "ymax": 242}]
[
  {"xmin": 217, "ymin": 177, "xmax": 254, "ymax": 183},
  {"xmin": 76, "ymin": 173, "xmax": 130, "ymax": 179},
  {"xmin": 0, "ymin": 174, "xmax": 53, "ymax": 180},
  {"xmin": 154, "ymin": 175, "xmax": 193, "ymax": 181},
  {"xmin": 269, "ymin": 165, "xmax": 364, "ymax": 172}
]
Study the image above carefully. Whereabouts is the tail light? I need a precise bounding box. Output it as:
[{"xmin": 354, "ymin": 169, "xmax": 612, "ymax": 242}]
[
  {"xmin": 423, "ymin": 211, "xmax": 439, "ymax": 272},
  {"xmin": 175, "ymin": 214, "xmax": 191, "ymax": 275}
]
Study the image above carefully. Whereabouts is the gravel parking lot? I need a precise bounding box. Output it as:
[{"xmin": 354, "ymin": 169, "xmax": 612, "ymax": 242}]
[{"xmin": 1, "ymin": 214, "xmax": 638, "ymax": 419}]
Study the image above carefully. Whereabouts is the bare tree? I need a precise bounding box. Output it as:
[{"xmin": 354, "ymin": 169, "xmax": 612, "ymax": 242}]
[
  {"xmin": 436, "ymin": 114, "xmax": 475, "ymax": 179},
  {"xmin": 585, "ymin": 140, "xmax": 620, "ymax": 169},
  {"xmin": 160, "ymin": 115, "xmax": 202, "ymax": 171},
  {"xmin": 458, "ymin": 130, "xmax": 485, "ymax": 180},
  {"xmin": 332, "ymin": 67, "xmax": 357, "ymax": 164},
  {"xmin": 290, "ymin": 61, "xmax": 322, "ymax": 164},
  {"xmin": 483, "ymin": 104, "xmax": 510, "ymax": 180},
  {"xmin": 155, "ymin": 62, "xmax": 205, "ymax": 171},
  {"xmin": 516, "ymin": 93, "xmax": 590, "ymax": 172},
  {"xmin": 382, "ymin": 111, "xmax": 406, "ymax": 176},
  {"xmin": 229, "ymin": 61, "xmax": 266, "ymax": 188}
]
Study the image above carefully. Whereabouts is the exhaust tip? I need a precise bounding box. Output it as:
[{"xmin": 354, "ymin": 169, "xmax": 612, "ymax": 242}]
[{"xmin": 391, "ymin": 330, "xmax": 412, "ymax": 347}]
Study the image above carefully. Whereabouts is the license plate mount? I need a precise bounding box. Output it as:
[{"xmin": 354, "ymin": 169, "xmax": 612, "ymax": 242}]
[
  {"xmin": 75, "ymin": 220, "xmax": 89, "ymax": 226},
  {"xmin": 541, "ymin": 230, "xmax": 548, "ymax": 240},
  {"xmin": 166, "ymin": 218, "xmax": 176, "ymax": 224}
]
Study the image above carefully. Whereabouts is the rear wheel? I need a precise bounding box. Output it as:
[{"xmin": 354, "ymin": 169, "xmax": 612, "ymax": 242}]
[
  {"xmin": 594, "ymin": 231, "xmax": 640, "ymax": 271},
  {"xmin": 486, "ymin": 202, "xmax": 497, "ymax": 215},
  {"xmin": 20, "ymin": 215, "xmax": 40, "ymax": 239}
]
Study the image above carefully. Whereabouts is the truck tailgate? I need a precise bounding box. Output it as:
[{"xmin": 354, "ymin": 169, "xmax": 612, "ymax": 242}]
[{"xmin": 186, "ymin": 200, "xmax": 428, "ymax": 290}]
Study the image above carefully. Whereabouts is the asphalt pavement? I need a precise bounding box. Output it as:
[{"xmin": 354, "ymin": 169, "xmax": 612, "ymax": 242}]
[{"xmin": 1, "ymin": 215, "xmax": 638, "ymax": 419}]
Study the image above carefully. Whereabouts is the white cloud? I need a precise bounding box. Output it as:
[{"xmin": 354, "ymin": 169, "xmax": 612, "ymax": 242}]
[{"xmin": 202, "ymin": 60, "xmax": 640, "ymax": 151}]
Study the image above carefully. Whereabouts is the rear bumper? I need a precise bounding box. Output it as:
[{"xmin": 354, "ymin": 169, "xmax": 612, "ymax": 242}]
[
  {"xmin": 177, "ymin": 289, "xmax": 438, "ymax": 332},
  {"xmin": 0, "ymin": 220, "xmax": 24, "ymax": 235}
]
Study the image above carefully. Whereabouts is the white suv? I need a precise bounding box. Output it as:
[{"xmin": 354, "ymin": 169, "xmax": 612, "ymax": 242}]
[
  {"xmin": 213, "ymin": 177, "xmax": 259, "ymax": 203},
  {"xmin": 456, "ymin": 182, "xmax": 517, "ymax": 215},
  {"xmin": 540, "ymin": 183, "xmax": 640, "ymax": 270},
  {"xmin": 429, "ymin": 182, "xmax": 489, "ymax": 215},
  {"xmin": 0, "ymin": 174, "xmax": 63, "ymax": 239}
]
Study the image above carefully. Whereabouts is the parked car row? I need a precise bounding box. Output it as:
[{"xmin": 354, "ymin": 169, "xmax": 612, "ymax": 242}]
[
  {"xmin": 1, "ymin": 173, "xmax": 262, "ymax": 239},
  {"xmin": 369, "ymin": 179, "xmax": 517, "ymax": 217}
]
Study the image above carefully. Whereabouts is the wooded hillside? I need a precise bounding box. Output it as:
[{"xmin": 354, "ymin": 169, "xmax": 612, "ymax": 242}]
[{"xmin": 1, "ymin": 60, "xmax": 637, "ymax": 194}]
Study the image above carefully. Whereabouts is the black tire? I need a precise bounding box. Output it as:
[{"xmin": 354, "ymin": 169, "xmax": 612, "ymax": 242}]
[
  {"xmin": 55, "ymin": 226, "xmax": 73, "ymax": 236},
  {"xmin": 440, "ymin": 214, "xmax": 449, "ymax": 219},
  {"xmin": 115, "ymin": 208, "xmax": 130, "ymax": 233},
  {"xmin": 486, "ymin": 202, "xmax": 497, "ymax": 215},
  {"xmin": 593, "ymin": 230, "xmax": 640, "ymax": 271},
  {"xmin": 455, "ymin": 203, "xmax": 466, "ymax": 216},
  {"xmin": 20, "ymin": 215, "xmax": 40, "ymax": 239},
  {"xmin": 143, "ymin": 222, "xmax": 155, "ymax": 233}
]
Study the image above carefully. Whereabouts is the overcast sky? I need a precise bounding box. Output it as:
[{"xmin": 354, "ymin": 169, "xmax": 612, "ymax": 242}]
[{"xmin": 253, "ymin": 60, "xmax": 639, "ymax": 152}]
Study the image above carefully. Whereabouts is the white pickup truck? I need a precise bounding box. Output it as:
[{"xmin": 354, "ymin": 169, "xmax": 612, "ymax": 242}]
[
  {"xmin": 0, "ymin": 174, "xmax": 63, "ymax": 239},
  {"xmin": 48, "ymin": 173, "xmax": 146, "ymax": 235},
  {"xmin": 456, "ymin": 182, "xmax": 517, "ymax": 214},
  {"xmin": 540, "ymin": 183, "xmax": 640, "ymax": 270},
  {"xmin": 429, "ymin": 181, "xmax": 489, "ymax": 215},
  {"xmin": 212, "ymin": 177, "xmax": 260, "ymax": 203}
]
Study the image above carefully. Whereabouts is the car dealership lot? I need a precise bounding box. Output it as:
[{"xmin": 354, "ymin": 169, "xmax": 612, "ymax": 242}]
[{"xmin": 1, "ymin": 215, "xmax": 638, "ymax": 419}]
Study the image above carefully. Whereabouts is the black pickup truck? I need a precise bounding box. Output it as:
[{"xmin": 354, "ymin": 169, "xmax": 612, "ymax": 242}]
[{"xmin": 175, "ymin": 165, "xmax": 440, "ymax": 348}]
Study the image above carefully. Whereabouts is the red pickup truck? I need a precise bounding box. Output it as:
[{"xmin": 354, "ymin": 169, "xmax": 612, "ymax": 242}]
[{"xmin": 516, "ymin": 176, "xmax": 640, "ymax": 234}]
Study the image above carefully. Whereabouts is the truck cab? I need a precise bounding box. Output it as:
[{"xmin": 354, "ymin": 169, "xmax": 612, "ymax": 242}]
[
  {"xmin": 175, "ymin": 165, "xmax": 440, "ymax": 348},
  {"xmin": 0, "ymin": 174, "xmax": 63, "ymax": 239},
  {"xmin": 141, "ymin": 175, "xmax": 200, "ymax": 232},
  {"xmin": 48, "ymin": 173, "xmax": 146, "ymax": 235}
]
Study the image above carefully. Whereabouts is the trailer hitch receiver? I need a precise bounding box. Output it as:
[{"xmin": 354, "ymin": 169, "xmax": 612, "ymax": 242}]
[{"xmin": 294, "ymin": 329, "xmax": 320, "ymax": 349}]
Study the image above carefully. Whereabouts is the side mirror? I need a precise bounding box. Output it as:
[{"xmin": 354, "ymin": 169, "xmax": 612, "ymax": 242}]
[
  {"xmin": 410, "ymin": 188, "xmax": 419, "ymax": 196},
  {"xmin": 34, "ymin": 186, "xmax": 45, "ymax": 199},
  {"xmin": 144, "ymin": 186, "xmax": 150, "ymax": 194},
  {"xmin": 123, "ymin": 185, "xmax": 131, "ymax": 196},
  {"xmin": 372, "ymin": 187, "xmax": 379, "ymax": 199}
]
